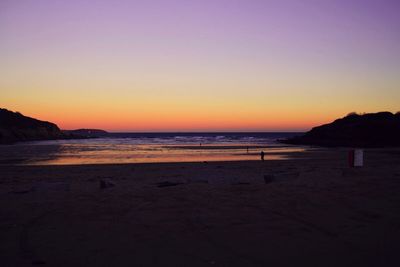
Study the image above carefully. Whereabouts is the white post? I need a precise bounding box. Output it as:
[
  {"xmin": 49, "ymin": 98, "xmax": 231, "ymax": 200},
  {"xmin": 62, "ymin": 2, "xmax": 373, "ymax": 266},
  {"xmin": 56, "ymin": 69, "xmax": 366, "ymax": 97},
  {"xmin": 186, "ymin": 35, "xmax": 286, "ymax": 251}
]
[{"xmin": 354, "ymin": 149, "xmax": 364, "ymax": 167}]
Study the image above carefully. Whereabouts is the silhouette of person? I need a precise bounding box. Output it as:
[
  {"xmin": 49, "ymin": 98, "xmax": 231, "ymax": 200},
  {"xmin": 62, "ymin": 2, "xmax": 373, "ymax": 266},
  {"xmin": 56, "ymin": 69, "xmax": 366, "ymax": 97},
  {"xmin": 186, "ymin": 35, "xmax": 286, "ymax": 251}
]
[{"xmin": 260, "ymin": 151, "xmax": 265, "ymax": 161}]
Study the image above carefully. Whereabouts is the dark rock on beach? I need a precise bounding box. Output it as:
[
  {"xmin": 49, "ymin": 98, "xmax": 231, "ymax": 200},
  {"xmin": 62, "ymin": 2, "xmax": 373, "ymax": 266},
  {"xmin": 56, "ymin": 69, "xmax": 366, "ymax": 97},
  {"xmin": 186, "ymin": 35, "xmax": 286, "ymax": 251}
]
[
  {"xmin": 100, "ymin": 178, "xmax": 116, "ymax": 189},
  {"xmin": 156, "ymin": 181, "xmax": 184, "ymax": 188},
  {"xmin": 282, "ymin": 112, "xmax": 400, "ymax": 147}
]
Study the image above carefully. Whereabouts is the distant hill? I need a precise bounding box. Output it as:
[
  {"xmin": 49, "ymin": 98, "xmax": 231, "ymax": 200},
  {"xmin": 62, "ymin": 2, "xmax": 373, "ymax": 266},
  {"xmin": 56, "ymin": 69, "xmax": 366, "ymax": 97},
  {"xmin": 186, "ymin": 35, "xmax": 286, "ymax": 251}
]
[
  {"xmin": 282, "ymin": 112, "xmax": 400, "ymax": 147},
  {"xmin": 0, "ymin": 108, "xmax": 65, "ymax": 144},
  {"xmin": 62, "ymin": 129, "xmax": 109, "ymax": 138}
]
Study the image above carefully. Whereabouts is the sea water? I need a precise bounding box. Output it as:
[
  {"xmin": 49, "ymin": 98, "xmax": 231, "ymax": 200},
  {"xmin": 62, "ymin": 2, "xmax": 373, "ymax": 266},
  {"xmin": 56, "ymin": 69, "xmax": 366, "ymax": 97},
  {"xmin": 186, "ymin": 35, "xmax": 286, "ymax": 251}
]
[{"xmin": 0, "ymin": 132, "xmax": 306, "ymax": 165}]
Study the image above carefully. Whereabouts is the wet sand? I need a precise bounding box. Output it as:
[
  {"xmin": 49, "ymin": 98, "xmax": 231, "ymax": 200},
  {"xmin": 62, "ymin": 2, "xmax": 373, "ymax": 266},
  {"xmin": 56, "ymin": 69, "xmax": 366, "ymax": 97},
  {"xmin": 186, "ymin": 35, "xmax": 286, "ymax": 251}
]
[
  {"xmin": 0, "ymin": 143, "xmax": 306, "ymax": 165},
  {"xmin": 1, "ymin": 148, "xmax": 400, "ymax": 266},
  {"xmin": 163, "ymin": 145, "xmax": 272, "ymax": 150}
]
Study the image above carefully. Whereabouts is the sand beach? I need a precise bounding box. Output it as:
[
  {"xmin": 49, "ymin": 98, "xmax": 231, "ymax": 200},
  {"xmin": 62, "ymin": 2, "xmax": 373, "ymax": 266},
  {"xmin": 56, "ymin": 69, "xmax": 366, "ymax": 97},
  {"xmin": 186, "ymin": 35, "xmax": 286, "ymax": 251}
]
[{"xmin": 1, "ymin": 148, "xmax": 400, "ymax": 266}]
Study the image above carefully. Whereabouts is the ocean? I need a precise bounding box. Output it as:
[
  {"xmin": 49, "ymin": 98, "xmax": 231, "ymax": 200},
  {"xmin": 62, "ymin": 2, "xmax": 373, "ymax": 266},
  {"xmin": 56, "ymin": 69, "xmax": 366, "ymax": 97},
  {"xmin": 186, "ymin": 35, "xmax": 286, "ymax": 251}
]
[{"xmin": 1, "ymin": 132, "xmax": 306, "ymax": 165}]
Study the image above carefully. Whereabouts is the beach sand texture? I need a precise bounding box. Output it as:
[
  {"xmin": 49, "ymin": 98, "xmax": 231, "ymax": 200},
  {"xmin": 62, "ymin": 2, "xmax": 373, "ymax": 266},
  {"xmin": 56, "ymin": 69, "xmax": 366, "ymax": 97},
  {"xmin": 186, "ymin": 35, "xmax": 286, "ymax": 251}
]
[{"xmin": 1, "ymin": 149, "xmax": 400, "ymax": 266}]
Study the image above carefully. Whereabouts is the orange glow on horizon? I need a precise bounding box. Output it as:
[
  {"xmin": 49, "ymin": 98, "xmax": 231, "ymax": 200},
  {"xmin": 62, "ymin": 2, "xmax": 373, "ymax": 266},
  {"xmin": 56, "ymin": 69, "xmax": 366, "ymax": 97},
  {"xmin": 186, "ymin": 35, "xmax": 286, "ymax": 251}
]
[
  {"xmin": 4, "ymin": 105, "xmax": 340, "ymax": 132},
  {"xmin": 3, "ymin": 94, "xmax": 397, "ymax": 132}
]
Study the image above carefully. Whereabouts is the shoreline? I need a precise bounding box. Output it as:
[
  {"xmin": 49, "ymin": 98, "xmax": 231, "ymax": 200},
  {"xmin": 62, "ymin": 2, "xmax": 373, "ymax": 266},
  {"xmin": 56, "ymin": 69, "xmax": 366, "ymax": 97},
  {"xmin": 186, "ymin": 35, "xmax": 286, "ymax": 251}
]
[
  {"xmin": 0, "ymin": 141, "xmax": 310, "ymax": 166},
  {"xmin": 0, "ymin": 146, "xmax": 396, "ymax": 167}
]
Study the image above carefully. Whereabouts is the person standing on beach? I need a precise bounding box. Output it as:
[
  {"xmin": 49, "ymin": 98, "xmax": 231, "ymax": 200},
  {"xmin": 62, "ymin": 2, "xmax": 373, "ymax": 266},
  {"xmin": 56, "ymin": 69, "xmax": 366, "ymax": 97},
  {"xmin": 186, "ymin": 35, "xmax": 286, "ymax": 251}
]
[{"xmin": 260, "ymin": 151, "xmax": 265, "ymax": 161}]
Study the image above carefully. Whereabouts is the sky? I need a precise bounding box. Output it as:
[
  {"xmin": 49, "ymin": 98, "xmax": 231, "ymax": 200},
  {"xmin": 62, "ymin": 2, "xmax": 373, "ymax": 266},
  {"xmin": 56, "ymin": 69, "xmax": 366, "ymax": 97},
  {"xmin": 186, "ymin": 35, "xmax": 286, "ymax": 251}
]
[{"xmin": 1, "ymin": 0, "xmax": 399, "ymax": 131}]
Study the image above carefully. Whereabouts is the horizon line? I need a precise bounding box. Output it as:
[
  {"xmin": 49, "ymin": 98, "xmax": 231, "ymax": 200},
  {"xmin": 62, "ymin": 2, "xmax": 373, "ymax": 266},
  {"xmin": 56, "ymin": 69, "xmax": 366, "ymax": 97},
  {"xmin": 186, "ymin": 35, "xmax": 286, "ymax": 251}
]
[{"xmin": 62, "ymin": 129, "xmax": 307, "ymax": 133}]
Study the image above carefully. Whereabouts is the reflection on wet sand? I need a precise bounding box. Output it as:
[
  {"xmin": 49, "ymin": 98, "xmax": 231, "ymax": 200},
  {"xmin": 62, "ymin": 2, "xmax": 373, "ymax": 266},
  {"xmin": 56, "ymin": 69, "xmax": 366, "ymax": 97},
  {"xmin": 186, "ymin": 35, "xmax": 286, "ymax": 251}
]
[
  {"xmin": 0, "ymin": 141, "xmax": 308, "ymax": 166},
  {"xmin": 0, "ymin": 144, "xmax": 63, "ymax": 164}
]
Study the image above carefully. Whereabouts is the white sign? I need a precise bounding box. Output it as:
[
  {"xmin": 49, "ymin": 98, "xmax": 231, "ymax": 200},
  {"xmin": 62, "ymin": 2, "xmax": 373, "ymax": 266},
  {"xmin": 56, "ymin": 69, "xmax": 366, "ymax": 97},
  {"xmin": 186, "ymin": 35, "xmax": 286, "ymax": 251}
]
[{"xmin": 354, "ymin": 149, "xmax": 364, "ymax": 167}]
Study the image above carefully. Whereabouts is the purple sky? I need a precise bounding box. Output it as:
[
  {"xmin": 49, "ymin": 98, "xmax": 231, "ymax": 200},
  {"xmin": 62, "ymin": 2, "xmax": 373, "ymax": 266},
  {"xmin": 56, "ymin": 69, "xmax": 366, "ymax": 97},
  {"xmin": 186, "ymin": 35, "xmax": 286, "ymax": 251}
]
[{"xmin": 1, "ymin": 0, "xmax": 399, "ymax": 130}]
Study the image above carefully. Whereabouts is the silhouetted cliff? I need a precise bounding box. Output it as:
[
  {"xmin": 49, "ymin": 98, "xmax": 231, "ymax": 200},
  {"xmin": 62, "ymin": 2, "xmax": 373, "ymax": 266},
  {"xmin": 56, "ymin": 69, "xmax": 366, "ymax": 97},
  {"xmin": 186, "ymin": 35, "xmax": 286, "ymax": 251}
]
[
  {"xmin": 282, "ymin": 112, "xmax": 400, "ymax": 147},
  {"xmin": 0, "ymin": 108, "xmax": 65, "ymax": 144}
]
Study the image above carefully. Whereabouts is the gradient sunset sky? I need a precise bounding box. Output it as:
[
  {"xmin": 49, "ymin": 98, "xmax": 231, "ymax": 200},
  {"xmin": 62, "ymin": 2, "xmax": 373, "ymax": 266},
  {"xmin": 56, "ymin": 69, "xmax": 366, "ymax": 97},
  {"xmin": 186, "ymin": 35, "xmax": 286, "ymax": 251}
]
[{"xmin": 1, "ymin": 0, "xmax": 399, "ymax": 131}]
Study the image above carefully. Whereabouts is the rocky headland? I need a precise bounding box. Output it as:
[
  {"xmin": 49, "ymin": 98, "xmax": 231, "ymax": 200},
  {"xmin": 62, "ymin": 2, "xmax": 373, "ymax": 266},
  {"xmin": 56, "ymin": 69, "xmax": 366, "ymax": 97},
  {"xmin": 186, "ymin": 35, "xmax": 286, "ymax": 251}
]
[{"xmin": 283, "ymin": 112, "xmax": 400, "ymax": 147}]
